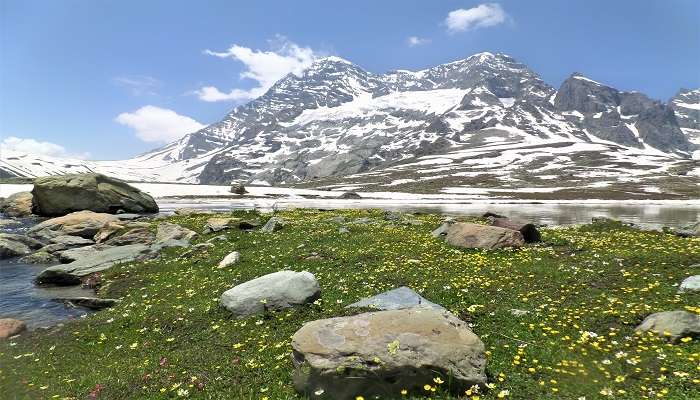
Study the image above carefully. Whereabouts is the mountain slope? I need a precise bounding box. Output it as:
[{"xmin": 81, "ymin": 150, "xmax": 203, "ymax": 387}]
[{"xmin": 2, "ymin": 52, "xmax": 698, "ymax": 197}]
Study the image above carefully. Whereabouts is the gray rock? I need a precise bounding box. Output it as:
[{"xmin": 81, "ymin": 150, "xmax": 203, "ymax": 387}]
[
  {"xmin": 329, "ymin": 216, "xmax": 346, "ymax": 224},
  {"xmin": 206, "ymin": 235, "xmax": 228, "ymax": 243},
  {"xmin": 53, "ymin": 297, "xmax": 120, "ymax": 310},
  {"xmin": 0, "ymin": 318, "xmax": 27, "ymax": 339},
  {"xmin": 28, "ymin": 211, "xmax": 120, "ymax": 239},
  {"xmin": 674, "ymin": 222, "xmax": 700, "ymax": 238},
  {"xmin": 202, "ymin": 217, "xmax": 239, "ymax": 234},
  {"xmin": 0, "ymin": 233, "xmax": 43, "ymax": 259},
  {"xmin": 93, "ymin": 222, "xmax": 126, "ymax": 243},
  {"xmin": 218, "ymin": 251, "xmax": 241, "ymax": 268},
  {"xmin": 20, "ymin": 251, "xmax": 58, "ymax": 264},
  {"xmin": 174, "ymin": 208, "xmax": 214, "ymax": 216},
  {"xmin": 0, "ymin": 191, "xmax": 33, "ymax": 217},
  {"xmin": 679, "ymin": 276, "xmax": 700, "ymax": 293},
  {"xmin": 230, "ymin": 183, "xmax": 248, "ymax": 195},
  {"xmin": 31, "ymin": 173, "xmax": 158, "ymax": 216},
  {"xmin": 291, "ymin": 309, "xmax": 487, "ymax": 399},
  {"xmin": 114, "ymin": 213, "xmax": 144, "ymax": 221},
  {"xmin": 352, "ymin": 217, "xmax": 375, "ymax": 225},
  {"xmin": 56, "ymin": 244, "xmax": 112, "ymax": 263},
  {"xmin": 346, "ymin": 287, "xmax": 445, "ymax": 311},
  {"xmin": 153, "ymin": 222, "xmax": 197, "ymax": 248},
  {"xmin": 220, "ymin": 270, "xmax": 320, "ymax": 317},
  {"xmin": 636, "ymin": 310, "xmax": 700, "ymax": 342},
  {"xmin": 261, "ymin": 217, "xmax": 285, "ymax": 233},
  {"xmin": 431, "ymin": 221, "xmax": 453, "ymax": 238},
  {"xmin": 510, "ymin": 309, "xmax": 530, "ymax": 317},
  {"xmin": 36, "ymin": 244, "xmax": 154, "ymax": 285},
  {"xmin": 444, "ymin": 223, "xmax": 525, "ymax": 249},
  {"xmin": 339, "ymin": 192, "xmax": 361, "ymax": 199},
  {"xmin": 338, "ymin": 227, "xmax": 350, "ymax": 234},
  {"xmin": 179, "ymin": 242, "xmax": 215, "ymax": 258}
]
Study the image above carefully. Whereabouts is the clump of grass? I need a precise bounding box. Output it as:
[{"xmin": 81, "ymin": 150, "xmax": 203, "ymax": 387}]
[{"xmin": 1, "ymin": 209, "xmax": 698, "ymax": 399}]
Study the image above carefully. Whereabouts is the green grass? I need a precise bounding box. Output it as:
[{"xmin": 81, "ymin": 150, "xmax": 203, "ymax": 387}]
[{"xmin": 1, "ymin": 210, "xmax": 699, "ymax": 400}]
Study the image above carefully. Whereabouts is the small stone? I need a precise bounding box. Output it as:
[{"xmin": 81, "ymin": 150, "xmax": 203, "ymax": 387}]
[
  {"xmin": 0, "ymin": 318, "xmax": 27, "ymax": 339},
  {"xmin": 261, "ymin": 217, "xmax": 285, "ymax": 233},
  {"xmin": 679, "ymin": 275, "xmax": 700, "ymax": 293},
  {"xmin": 218, "ymin": 251, "xmax": 241, "ymax": 268}
]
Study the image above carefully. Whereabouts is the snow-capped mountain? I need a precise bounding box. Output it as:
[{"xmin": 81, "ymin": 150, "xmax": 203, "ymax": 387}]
[{"xmin": 2, "ymin": 52, "xmax": 699, "ymax": 197}]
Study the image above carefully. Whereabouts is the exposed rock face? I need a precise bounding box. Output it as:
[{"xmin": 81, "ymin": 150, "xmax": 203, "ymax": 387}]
[
  {"xmin": 0, "ymin": 318, "xmax": 27, "ymax": 339},
  {"xmin": 489, "ymin": 217, "xmax": 541, "ymax": 242},
  {"xmin": 153, "ymin": 223, "xmax": 197, "ymax": 248},
  {"xmin": 346, "ymin": 287, "xmax": 445, "ymax": 311},
  {"xmin": 554, "ymin": 74, "xmax": 692, "ymax": 154},
  {"xmin": 636, "ymin": 311, "xmax": 700, "ymax": 342},
  {"xmin": 0, "ymin": 191, "xmax": 33, "ymax": 217},
  {"xmin": 20, "ymin": 251, "xmax": 58, "ymax": 264},
  {"xmin": 220, "ymin": 270, "xmax": 320, "ymax": 317},
  {"xmin": 31, "ymin": 173, "xmax": 158, "ymax": 216},
  {"xmin": 36, "ymin": 244, "xmax": 153, "ymax": 285},
  {"xmin": 339, "ymin": 192, "xmax": 361, "ymax": 199},
  {"xmin": 679, "ymin": 276, "xmax": 700, "ymax": 293},
  {"xmin": 230, "ymin": 183, "xmax": 248, "ymax": 195},
  {"xmin": 444, "ymin": 223, "xmax": 525, "ymax": 249},
  {"xmin": 28, "ymin": 211, "xmax": 120, "ymax": 239},
  {"xmin": 291, "ymin": 309, "xmax": 487, "ymax": 399}
]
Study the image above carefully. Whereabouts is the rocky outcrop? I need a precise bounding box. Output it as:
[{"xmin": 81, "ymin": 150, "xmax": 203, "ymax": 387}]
[
  {"xmin": 444, "ymin": 223, "xmax": 524, "ymax": 249},
  {"xmin": 28, "ymin": 211, "xmax": 120, "ymax": 240},
  {"xmin": 104, "ymin": 228, "xmax": 155, "ymax": 246},
  {"xmin": 0, "ymin": 191, "xmax": 33, "ymax": 217},
  {"xmin": 0, "ymin": 318, "xmax": 27, "ymax": 339},
  {"xmin": 261, "ymin": 217, "xmax": 285, "ymax": 233},
  {"xmin": 220, "ymin": 270, "xmax": 320, "ymax": 317},
  {"xmin": 346, "ymin": 286, "xmax": 445, "ymax": 311},
  {"xmin": 291, "ymin": 309, "xmax": 487, "ymax": 399},
  {"xmin": 202, "ymin": 217, "xmax": 239, "ymax": 234},
  {"xmin": 339, "ymin": 192, "xmax": 361, "ymax": 199},
  {"xmin": 36, "ymin": 244, "xmax": 153, "ymax": 285},
  {"xmin": 31, "ymin": 173, "xmax": 158, "ymax": 216},
  {"xmin": 636, "ymin": 310, "xmax": 700, "ymax": 342},
  {"xmin": 52, "ymin": 297, "xmax": 120, "ymax": 310}
]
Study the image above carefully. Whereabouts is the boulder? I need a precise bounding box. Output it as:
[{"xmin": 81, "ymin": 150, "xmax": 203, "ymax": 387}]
[
  {"xmin": 28, "ymin": 211, "xmax": 120, "ymax": 239},
  {"xmin": 339, "ymin": 192, "xmax": 361, "ymax": 199},
  {"xmin": 0, "ymin": 233, "xmax": 43, "ymax": 259},
  {"xmin": 31, "ymin": 173, "xmax": 158, "ymax": 216},
  {"xmin": 218, "ymin": 251, "xmax": 241, "ymax": 268},
  {"xmin": 220, "ymin": 270, "xmax": 320, "ymax": 317},
  {"xmin": 291, "ymin": 309, "xmax": 487, "ymax": 399},
  {"xmin": 36, "ymin": 244, "xmax": 153, "ymax": 285},
  {"xmin": 489, "ymin": 217, "xmax": 541, "ymax": 243},
  {"xmin": 202, "ymin": 217, "xmax": 239, "ymax": 234},
  {"xmin": 153, "ymin": 222, "xmax": 197, "ymax": 248},
  {"xmin": 52, "ymin": 297, "xmax": 120, "ymax": 310},
  {"xmin": 431, "ymin": 219, "xmax": 455, "ymax": 238},
  {"xmin": 104, "ymin": 228, "xmax": 155, "ymax": 246},
  {"xmin": 444, "ymin": 223, "xmax": 524, "ymax": 249},
  {"xmin": 238, "ymin": 219, "xmax": 261, "ymax": 230},
  {"xmin": 230, "ymin": 183, "xmax": 248, "ymax": 195},
  {"xmin": 261, "ymin": 217, "xmax": 285, "ymax": 233},
  {"xmin": 0, "ymin": 191, "xmax": 34, "ymax": 217},
  {"xmin": 0, "ymin": 318, "xmax": 27, "ymax": 339},
  {"xmin": 346, "ymin": 287, "xmax": 445, "ymax": 311},
  {"xmin": 674, "ymin": 222, "xmax": 700, "ymax": 238},
  {"xmin": 636, "ymin": 310, "xmax": 700, "ymax": 342},
  {"xmin": 679, "ymin": 276, "xmax": 700, "ymax": 293}
]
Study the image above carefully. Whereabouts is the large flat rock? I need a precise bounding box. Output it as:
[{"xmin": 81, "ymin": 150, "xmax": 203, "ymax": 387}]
[
  {"xmin": 445, "ymin": 222, "xmax": 525, "ymax": 249},
  {"xmin": 346, "ymin": 286, "xmax": 445, "ymax": 311}
]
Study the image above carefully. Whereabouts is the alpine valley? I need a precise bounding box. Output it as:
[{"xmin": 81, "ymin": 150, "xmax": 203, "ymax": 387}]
[{"xmin": 2, "ymin": 52, "xmax": 699, "ymax": 199}]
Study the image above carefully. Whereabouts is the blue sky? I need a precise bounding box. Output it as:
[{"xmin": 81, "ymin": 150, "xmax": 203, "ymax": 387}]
[{"xmin": 1, "ymin": 0, "xmax": 699, "ymax": 160}]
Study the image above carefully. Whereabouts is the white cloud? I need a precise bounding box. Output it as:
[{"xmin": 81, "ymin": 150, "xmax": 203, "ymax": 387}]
[
  {"xmin": 445, "ymin": 3, "xmax": 508, "ymax": 33},
  {"xmin": 1, "ymin": 136, "xmax": 89, "ymax": 159},
  {"xmin": 115, "ymin": 105, "xmax": 205, "ymax": 143},
  {"xmin": 196, "ymin": 35, "xmax": 320, "ymax": 102},
  {"xmin": 407, "ymin": 36, "xmax": 430, "ymax": 47},
  {"xmin": 113, "ymin": 76, "xmax": 160, "ymax": 96}
]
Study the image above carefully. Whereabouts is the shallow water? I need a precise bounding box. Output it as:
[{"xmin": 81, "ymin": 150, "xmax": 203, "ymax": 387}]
[
  {"xmin": 159, "ymin": 198, "xmax": 700, "ymax": 229},
  {"xmin": 0, "ymin": 218, "xmax": 93, "ymax": 329}
]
